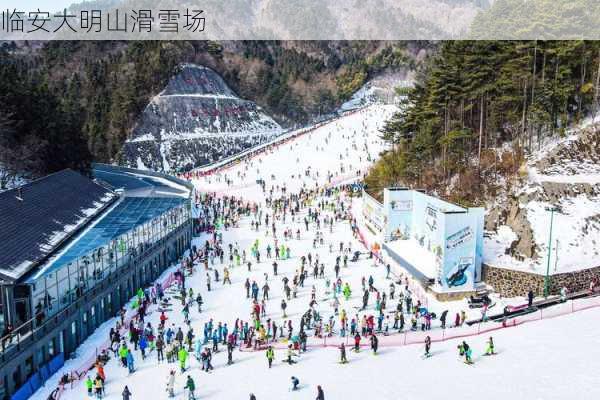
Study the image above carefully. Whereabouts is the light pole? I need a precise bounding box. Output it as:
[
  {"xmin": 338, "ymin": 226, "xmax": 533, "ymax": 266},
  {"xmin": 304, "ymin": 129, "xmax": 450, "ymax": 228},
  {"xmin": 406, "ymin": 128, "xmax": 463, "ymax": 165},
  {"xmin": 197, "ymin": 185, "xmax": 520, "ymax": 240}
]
[{"xmin": 544, "ymin": 206, "xmax": 558, "ymax": 297}]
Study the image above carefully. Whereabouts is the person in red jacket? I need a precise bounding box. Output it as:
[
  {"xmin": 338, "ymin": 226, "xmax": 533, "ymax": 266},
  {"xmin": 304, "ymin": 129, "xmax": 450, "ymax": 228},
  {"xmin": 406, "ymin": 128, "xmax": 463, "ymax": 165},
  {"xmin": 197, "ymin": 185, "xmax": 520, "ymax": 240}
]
[{"xmin": 353, "ymin": 333, "xmax": 361, "ymax": 352}]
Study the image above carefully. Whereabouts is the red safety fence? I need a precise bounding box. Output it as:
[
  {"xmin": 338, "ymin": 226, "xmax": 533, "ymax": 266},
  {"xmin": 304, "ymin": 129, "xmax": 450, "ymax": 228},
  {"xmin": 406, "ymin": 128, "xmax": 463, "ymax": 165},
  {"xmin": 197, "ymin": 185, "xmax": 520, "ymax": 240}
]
[{"xmin": 243, "ymin": 294, "xmax": 600, "ymax": 352}]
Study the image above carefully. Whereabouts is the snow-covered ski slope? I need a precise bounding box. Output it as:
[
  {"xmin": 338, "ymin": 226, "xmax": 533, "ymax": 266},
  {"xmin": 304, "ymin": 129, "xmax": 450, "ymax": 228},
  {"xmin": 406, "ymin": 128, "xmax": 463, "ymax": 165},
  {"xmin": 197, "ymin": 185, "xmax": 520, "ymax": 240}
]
[
  {"xmin": 195, "ymin": 105, "xmax": 396, "ymax": 202},
  {"xmin": 32, "ymin": 104, "xmax": 600, "ymax": 400}
]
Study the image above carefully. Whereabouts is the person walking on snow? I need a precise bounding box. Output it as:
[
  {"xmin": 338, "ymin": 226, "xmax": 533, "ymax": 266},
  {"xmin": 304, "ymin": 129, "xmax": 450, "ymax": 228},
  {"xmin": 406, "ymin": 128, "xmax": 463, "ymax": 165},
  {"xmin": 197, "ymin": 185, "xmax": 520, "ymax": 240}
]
[
  {"xmin": 266, "ymin": 346, "xmax": 275, "ymax": 368},
  {"xmin": 353, "ymin": 333, "xmax": 361, "ymax": 352},
  {"xmin": 339, "ymin": 343, "xmax": 348, "ymax": 363},
  {"xmin": 184, "ymin": 376, "xmax": 196, "ymax": 400},
  {"xmin": 126, "ymin": 350, "xmax": 135, "ymax": 374},
  {"xmin": 166, "ymin": 370, "xmax": 175, "ymax": 398},
  {"xmin": 370, "ymin": 334, "xmax": 378, "ymax": 354},
  {"xmin": 286, "ymin": 345, "xmax": 297, "ymax": 364},
  {"xmin": 122, "ymin": 386, "xmax": 131, "ymax": 400},
  {"xmin": 178, "ymin": 346, "xmax": 188, "ymax": 372},
  {"xmin": 485, "ymin": 337, "xmax": 495, "ymax": 355},
  {"xmin": 291, "ymin": 376, "xmax": 300, "ymax": 391},
  {"xmin": 424, "ymin": 335, "xmax": 431, "ymax": 357},
  {"xmin": 316, "ymin": 385, "xmax": 325, "ymax": 400}
]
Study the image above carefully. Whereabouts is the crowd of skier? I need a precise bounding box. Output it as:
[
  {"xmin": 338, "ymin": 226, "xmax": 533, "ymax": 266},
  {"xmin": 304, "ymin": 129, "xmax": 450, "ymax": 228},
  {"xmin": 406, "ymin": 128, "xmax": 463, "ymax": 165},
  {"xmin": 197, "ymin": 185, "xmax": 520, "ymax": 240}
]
[{"xmin": 75, "ymin": 176, "xmax": 504, "ymax": 400}]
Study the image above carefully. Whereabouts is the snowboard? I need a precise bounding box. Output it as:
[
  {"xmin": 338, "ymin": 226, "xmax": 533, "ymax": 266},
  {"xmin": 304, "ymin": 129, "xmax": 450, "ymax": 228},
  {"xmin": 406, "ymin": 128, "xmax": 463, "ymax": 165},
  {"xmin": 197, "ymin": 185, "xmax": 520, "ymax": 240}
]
[{"xmin": 421, "ymin": 353, "xmax": 432, "ymax": 360}]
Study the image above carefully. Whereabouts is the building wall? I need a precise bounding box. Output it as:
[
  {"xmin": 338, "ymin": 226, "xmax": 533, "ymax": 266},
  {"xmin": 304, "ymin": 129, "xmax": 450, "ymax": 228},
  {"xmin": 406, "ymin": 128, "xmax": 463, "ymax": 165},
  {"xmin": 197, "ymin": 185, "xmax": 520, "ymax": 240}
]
[
  {"xmin": 382, "ymin": 188, "xmax": 484, "ymax": 291},
  {"xmin": 482, "ymin": 264, "xmax": 600, "ymax": 298},
  {"xmin": 0, "ymin": 222, "xmax": 191, "ymax": 399}
]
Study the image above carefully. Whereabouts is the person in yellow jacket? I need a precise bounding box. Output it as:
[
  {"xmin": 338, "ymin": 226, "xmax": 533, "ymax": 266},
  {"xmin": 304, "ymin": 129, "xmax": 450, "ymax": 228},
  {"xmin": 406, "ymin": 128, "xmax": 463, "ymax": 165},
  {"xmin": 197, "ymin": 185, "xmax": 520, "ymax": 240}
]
[
  {"xmin": 94, "ymin": 376, "xmax": 104, "ymax": 398},
  {"xmin": 223, "ymin": 267, "xmax": 231, "ymax": 284},
  {"xmin": 258, "ymin": 325, "xmax": 267, "ymax": 342},
  {"xmin": 266, "ymin": 346, "xmax": 275, "ymax": 368}
]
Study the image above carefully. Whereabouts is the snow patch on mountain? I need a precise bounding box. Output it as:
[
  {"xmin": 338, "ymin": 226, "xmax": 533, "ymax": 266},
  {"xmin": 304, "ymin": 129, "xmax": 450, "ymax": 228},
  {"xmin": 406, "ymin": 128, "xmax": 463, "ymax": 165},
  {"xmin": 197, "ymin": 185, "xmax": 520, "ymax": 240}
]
[
  {"xmin": 120, "ymin": 64, "xmax": 282, "ymax": 172},
  {"xmin": 340, "ymin": 74, "xmax": 411, "ymax": 112},
  {"xmin": 484, "ymin": 120, "xmax": 600, "ymax": 274}
]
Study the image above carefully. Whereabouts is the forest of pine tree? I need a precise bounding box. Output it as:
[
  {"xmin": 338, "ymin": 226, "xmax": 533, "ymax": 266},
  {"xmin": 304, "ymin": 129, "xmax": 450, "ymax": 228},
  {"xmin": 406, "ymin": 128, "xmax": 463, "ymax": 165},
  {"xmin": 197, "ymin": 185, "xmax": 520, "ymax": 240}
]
[
  {"xmin": 366, "ymin": 40, "xmax": 600, "ymax": 206},
  {"xmin": 0, "ymin": 40, "xmax": 417, "ymax": 186}
]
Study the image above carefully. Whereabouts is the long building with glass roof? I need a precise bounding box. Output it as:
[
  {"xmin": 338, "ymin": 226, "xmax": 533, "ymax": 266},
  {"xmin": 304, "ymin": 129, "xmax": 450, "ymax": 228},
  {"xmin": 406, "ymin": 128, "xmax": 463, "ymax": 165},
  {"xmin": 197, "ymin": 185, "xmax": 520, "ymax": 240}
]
[{"xmin": 0, "ymin": 165, "xmax": 194, "ymax": 399}]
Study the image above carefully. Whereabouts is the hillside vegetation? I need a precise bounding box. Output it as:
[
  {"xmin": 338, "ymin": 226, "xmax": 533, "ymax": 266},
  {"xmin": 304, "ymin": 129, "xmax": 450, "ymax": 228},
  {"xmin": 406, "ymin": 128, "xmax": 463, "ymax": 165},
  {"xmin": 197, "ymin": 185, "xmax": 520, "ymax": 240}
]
[
  {"xmin": 0, "ymin": 40, "xmax": 420, "ymax": 186},
  {"xmin": 366, "ymin": 41, "xmax": 600, "ymax": 206}
]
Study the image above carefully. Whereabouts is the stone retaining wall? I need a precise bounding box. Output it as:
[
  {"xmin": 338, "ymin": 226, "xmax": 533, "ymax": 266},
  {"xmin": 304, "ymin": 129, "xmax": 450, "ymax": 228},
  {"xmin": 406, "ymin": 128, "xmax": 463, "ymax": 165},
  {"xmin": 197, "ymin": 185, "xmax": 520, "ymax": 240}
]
[{"xmin": 482, "ymin": 264, "xmax": 600, "ymax": 297}]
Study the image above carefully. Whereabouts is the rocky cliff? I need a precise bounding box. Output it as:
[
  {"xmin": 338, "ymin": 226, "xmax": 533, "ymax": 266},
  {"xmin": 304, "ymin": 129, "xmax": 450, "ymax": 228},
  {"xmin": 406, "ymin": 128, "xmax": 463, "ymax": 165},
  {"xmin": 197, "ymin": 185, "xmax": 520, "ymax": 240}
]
[
  {"xmin": 484, "ymin": 119, "xmax": 600, "ymax": 275},
  {"xmin": 120, "ymin": 64, "xmax": 282, "ymax": 172}
]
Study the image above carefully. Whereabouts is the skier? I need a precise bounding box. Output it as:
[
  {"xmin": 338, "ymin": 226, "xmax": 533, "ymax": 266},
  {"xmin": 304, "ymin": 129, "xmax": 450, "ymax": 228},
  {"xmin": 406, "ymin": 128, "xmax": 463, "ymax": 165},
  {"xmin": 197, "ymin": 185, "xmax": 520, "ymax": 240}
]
[
  {"xmin": 126, "ymin": 350, "xmax": 135, "ymax": 374},
  {"xmin": 342, "ymin": 283, "xmax": 351, "ymax": 301},
  {"xmin": 369, "ymin": 334, "xmax": 378, "ymax": 354},
  {"xmin": 316, "ymin": 385, "xmax": 325, "ymax": 400},
  {"xmin": 122, "ymin": 386, "xmax": 131, "ymax": 400},
  {"xmin": 166, "ymin": 370, "xmax": 175, "ymax": 398},
  {"xmin": 353, "ymin": 333, "xmax": 361, "ymax": 352},
  {"xmin": 178, "ymin": 346, "xmax": 188, "ymax": 372},
  {"xmin": 439, "ymin": 310, "xmax": 448, "ymax": 329},
  {"xmin": 85, "ymin": 376, "xmax": 93, "ymax": 396},
  {"xmin": 461, "ymin": 341, "xmax": 473, "ymax": 364},
  {"xmin": 94, "ymin": 376, "xmax": 103, "ymax": 398},
  {"xmin": 485, "ymin": 337, "xmax": 495, "ymax": 355},
  {"xmin": 286, "ymin": 344, "xmax": 297, "ymax": 364},
  {"xmin": 227, "ymin": 341, "xmax": 234, "ymax": 365},
  {"xmin": 527, "ymin": 289, "xmax": 534, "ymax": 308},
  {"xmin": 184, "ymin": 376, "xmax": 196, "ymax": 400},
  {"xmin": 424, "ymin": 335, "xmax": 431, "ymax": 357},
  {"xmin": 291, "ymin": 376, "xmax": 300, "ymax": 391},
  {"xmin": 266, "ymin": 346, "xmax": 275, "ymax": 368},
  {"xmin": 339, "ymin": 343, "xmax": 348, "ymax": 363},
  {"xmin": 196, "ymin": 293, "xmax": 203, "ymax": 313}
]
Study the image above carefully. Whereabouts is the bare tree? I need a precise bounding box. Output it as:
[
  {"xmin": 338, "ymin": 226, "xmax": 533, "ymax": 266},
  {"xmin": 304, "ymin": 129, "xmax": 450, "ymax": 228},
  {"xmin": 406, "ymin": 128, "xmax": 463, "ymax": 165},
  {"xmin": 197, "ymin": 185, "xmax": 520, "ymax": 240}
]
[{"xmin": 0, "ymin": 111, "xmax": 42, "ymax": 190}]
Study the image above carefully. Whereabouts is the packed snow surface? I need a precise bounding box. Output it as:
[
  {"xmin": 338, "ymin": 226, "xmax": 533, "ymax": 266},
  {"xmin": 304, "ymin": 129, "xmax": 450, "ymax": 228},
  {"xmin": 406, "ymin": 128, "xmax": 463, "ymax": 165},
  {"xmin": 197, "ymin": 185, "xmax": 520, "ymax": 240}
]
[
  {"xmin": 196, "ymin": 105, "xmax": 396, "ymax": 202},
  {"xmin": 31, "ymin": 104, "xmax": 600, "ymax": 400}
]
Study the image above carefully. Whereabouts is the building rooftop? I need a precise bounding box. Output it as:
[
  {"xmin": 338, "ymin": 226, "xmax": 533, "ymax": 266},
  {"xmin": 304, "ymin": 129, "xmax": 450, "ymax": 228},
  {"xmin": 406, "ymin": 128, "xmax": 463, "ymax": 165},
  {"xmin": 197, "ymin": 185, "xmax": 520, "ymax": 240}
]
[
  {"xmin": 0, "ymin": 170, "xmax": 117, "ymax": 283},
  {"xmin": 24, "ymin": 196, "xmax": 186, "ymax": 283},
  {"xmin": 92, "ymin": 164, "xmax": 190, "ymax": 198}
]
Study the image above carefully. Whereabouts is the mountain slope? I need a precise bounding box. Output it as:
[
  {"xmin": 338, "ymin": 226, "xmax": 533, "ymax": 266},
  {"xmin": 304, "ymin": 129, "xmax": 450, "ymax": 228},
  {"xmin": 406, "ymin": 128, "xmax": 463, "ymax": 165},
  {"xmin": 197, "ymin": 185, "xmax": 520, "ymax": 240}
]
[
  {"xmin": 120, "ymin": 64, "xmax": 282, "ymax": 172},
  {"xmin": 485, "ymin": 118, "xmax": 600, "ymax": 273}
]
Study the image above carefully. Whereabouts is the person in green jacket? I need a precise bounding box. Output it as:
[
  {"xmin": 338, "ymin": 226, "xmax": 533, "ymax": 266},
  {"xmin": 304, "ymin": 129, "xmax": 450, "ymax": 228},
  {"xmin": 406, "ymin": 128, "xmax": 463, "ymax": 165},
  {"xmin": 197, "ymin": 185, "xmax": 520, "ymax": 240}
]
[
  {"xmin": 266, "ymin": 346, "xmax": 274, "ymax": 368},
  {"xmin": 85, "ymin": 376, "xmax": 93, "ymax": 396},
  {"xmin": 178, "ymin": 347, "xmax": 188, "ymax": 372},
  {"xmin": 184, "ymin": 376, "xmax": 196, "ymax": 400},
  {"xmin": 343, "ymin": 283, "xmax": 352, "ymax": 301},
  {"xmin": 119, "ymin": 344, "xmax": 129, "ymax": 367}
]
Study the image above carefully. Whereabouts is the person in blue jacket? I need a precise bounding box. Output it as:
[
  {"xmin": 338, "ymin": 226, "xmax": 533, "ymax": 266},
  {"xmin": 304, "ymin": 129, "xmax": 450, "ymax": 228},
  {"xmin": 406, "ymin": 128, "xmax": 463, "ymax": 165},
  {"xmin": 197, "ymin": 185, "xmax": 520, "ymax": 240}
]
[
  {"xmin": 139, "ymin": 336, "xmax": 148, "ymax": 359},
  {"xmin": 126, "ymin": 350, "xmax": 135, "ymax": 373}
]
